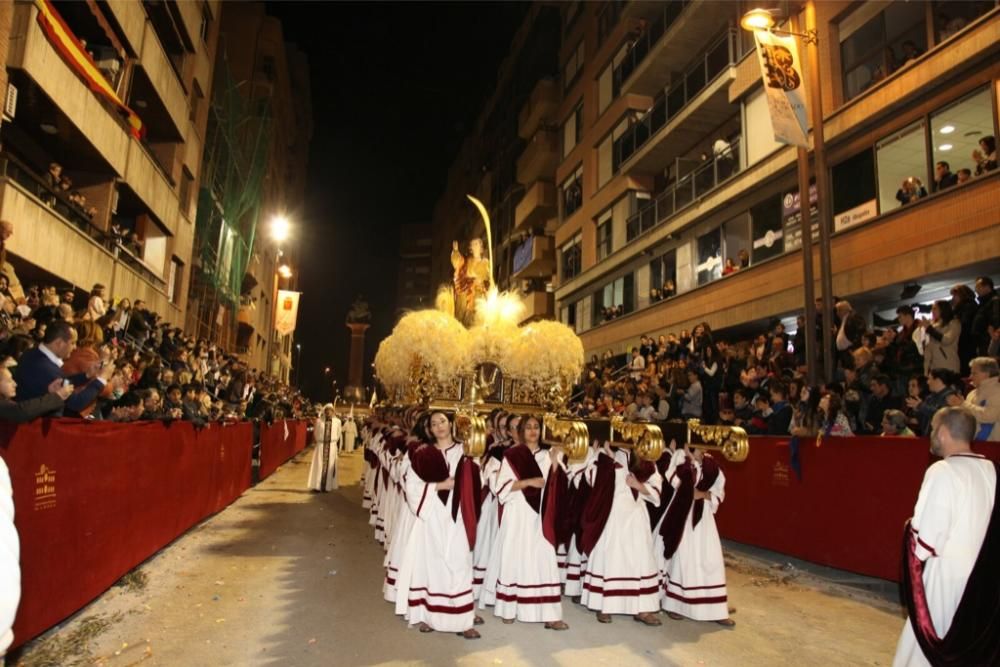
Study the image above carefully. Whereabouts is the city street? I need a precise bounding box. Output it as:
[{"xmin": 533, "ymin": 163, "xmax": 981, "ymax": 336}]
[{"xmin": 19, "ymin": 448, "xmax": 904, "ymax": 667}]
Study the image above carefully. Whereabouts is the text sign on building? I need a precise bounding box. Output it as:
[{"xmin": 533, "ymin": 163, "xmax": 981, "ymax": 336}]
[
  {"xmin": 834, "ymin": 199, "xmax": 877, "ymax": 232},
  {"xmin": 782, "ymin": 184, "xmax": 818, "ymax": 251},
  {"xmin": 753, "ymin": 30, "xmax": 809, "ymax": 148}
]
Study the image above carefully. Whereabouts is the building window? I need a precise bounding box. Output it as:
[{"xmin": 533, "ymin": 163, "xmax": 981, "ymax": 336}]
[
  {"xmin": 750, "ymin": 196, "xmax": 783, "ymax": 263},
  {"xmin": 168, "ymin": 257, "xmax": 184, "ymax": 303},
  {"xmin": 596, "ymin": 211, "xmax": 613, "ymax": 260},
  {"xmin": 649, "ymin": 249, "xmax": 677, "ymax": 302},
  {"xmin": 564, "ymin": 1, "xmax": 583, "ymax": 33},
  {"xmin": 598, "ymin": 117, "xmax": 629, "ymax": 188},
  {"xmin": 562, "ymin": 103, "xmax": 583, "ymax": 158},
  {"xmin": 563, "ymin": 302, "xmax": 578, "ymax": 331},
  {"xmin": 695, "ymin": 228, "xmax": 722, "ymax": 286},
  {"xmin": 876, "ymin": 120, "xmax": 928, "ymax": 214},
  {"xmin": 930, "ymin": 86, "xmax": 995, "ymax": 189},
  {"xmin": 563, "ymin": 40, "xmax": 585, "ymax": 92},
  {"xmin": 832, "ymin": 148, "xmax": 877, "ymax": 226},
  {"xmin": 722, "ymin": 215, "xmax": 751, "ymax": 273},
  {"xmin": 179, "ymin": 168, "xmax": 194, "ymax": 215},
  {"xmin": 561, "ymin": 165, "xmax": 583, "ymax": 218},
  {"xmin": 200, "ymin": 4, "xmax": 212, "ymax": 44},
  {"xmin": 839, "ymin": 1, "xmax": 927, "ymax": 102},
  {"xmin": 932, "ymin": 1, "xmax": 996, "ymax": 43},
  {"xmin": 594, "ymin": 273, "xmax": 634, "ymax": 324},
  {"xmin": 597, "ymin": 1, "xmax": 625, "ymax": 47},
  {"xmin": 560, "ymin": 234, "xmax": 582, "ymax": 281}
]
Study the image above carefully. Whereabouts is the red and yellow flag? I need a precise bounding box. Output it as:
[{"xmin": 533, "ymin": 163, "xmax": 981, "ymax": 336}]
[{"xmin": 33, "ymin": 0, "xmax": 144, "ymax": 138}]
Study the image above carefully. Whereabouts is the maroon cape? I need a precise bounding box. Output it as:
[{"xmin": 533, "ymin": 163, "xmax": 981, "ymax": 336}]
[
  {"xmin": 900, "ymin": 461, "xmax": 1000, "ymax": 666},
  {"xmin": 503, "ymin": 445, "xmax": 566, "ymax": 548},
  {"xmin": 409, "ymin": 444, "xmax": 482, "ymax": 550},
  {"xmin": 659, "ymin": 455, "xmax": 721, "ymax": 560},
  {"xmin": 579, "ymin": 452, "xmax": 656, "ymax": 556}
]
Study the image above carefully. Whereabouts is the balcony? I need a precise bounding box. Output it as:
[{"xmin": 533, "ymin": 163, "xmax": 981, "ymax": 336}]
[
  {"xmin": 516, "ymin": 129, "xmax": 559, "ymax": 185},
  {"xmin": 124, "ymin": 139, "xmax": 180, "ymax": 235},
  {"xmin": 7, "ymin": 2, "xmax": 131, "ymax": 175},
  {"xmin": 511, "ymin": 235, "xmax": 556, "ymax": 280},
  {"xmin": 514, "ymin": 181, "xmax": 557, "ymax": 233},
  {"xmin": 614, "ymin": 30, "xmax": 737, "ymax": 175},
  {"xmin": 518, "ymin": 78, "xmax": 559, "ymax": 140},
  {"xmin": 132, "ymin": 20, "xmax": 188, "ymax": 141},
  {"xmin": 520, "ymin": 290, "xmax": 555, "ymax": 323},
  {"xmin": 625, "ymin": 137, "xmax": 742, "ymax": 242}
]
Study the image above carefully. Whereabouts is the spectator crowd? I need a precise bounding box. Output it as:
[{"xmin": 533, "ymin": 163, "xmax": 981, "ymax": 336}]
[{"xmin": 571, "ymin": 276, "xmax": 1000, "ymax": 441}]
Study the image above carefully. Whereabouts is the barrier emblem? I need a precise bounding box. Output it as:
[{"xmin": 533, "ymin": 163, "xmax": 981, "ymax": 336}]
[
  {"xmin": 771, "ymin": 461, "xmax": 790, "ymax": 487},
  {"xmin": 34, "ymin": 464, "xmax": 57, "ymax": 511}
]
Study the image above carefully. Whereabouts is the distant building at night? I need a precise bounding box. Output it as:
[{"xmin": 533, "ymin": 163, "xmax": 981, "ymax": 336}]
[
  {"xmin": 397, "ymin": 223, "xmax": 433, "ymax": 313},
  {"xmin": 187, "ymin": 1, "xmax": 313, "ymax": 382}
]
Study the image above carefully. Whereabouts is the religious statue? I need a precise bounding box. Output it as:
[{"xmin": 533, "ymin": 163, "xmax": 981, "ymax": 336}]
[
  {"xmin": 346, "ymin": 294, "xmax": 371, "ymax": 323},
  {"xmin": 451, "ymin": 238, "xmax": 491, "ymax": 327}
]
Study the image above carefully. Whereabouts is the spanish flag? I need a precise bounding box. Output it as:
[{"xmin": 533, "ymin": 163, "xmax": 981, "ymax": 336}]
[{"xmin": 33, "ymin": 0, "xmax": 144, "ymax": 138}]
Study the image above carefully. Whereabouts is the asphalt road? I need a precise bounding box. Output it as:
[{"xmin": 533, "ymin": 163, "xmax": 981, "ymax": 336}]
[{"xmin": 18, "ymin": 448, "xmax": 905, "ymax": 667}]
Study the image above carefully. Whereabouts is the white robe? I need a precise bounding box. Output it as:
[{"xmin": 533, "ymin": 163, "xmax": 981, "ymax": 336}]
[
  {"xmin": 580, "ymin": 450, "xmax": 663, "ymax": 615},
  {"xmin": 653, "ymin": 449, "xmax": 686, "ymax": 585},
  {"xmin": 481, "ymin": 446, "xmax": 564, "ymax": 623},
  {"xmin": 343, "ymin": 418, "xmax": 358, "ymax": 452},
  {"xmin": 0, "ymin": 458, "xmax": 20, "ymax": 656},
  {"xmin": 307, "ymin": 417, "xmax": 340, "ymax": 492},
  {"xmin": 383, "ymin": 451, "xmax": 415, "ymax": 604},
  {"xmin": 893, "ymin": 453, "xmax": 996, "ymax": 667},
  {"xmin": 660, "ymin": 455, "xmax": 729, "ymax": 621},
  {"xmin": 472, "ymin": 455, "xmax": 502, "ymax": 600},
  {"xmin": 394, "ymin": 444, "xmax": 475, "ymax": 632}
]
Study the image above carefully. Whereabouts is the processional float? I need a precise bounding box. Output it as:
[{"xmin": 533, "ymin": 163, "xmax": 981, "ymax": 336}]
[{"xmin": 372, "ymin": 196, "xmax": 749, "ymax": 464}]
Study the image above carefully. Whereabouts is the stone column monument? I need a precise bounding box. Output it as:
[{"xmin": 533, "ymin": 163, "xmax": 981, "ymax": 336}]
[{"xmin": 345, "ymin": 295, "xmax": 371, "ymax": 402}]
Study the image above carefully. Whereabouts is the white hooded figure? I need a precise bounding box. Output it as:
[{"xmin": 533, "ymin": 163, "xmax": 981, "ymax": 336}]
[
  {"xmin": 308, "ymin": 404, "xmax": 341, "ymax": 491},
  {"xmin": 342, "ymin": 414, "xmax": 358, "ymax": 452}
]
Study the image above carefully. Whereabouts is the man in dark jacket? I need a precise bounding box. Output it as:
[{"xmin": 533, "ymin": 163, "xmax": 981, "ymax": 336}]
[
  {"xmin": 973, "ymin": 277, "xmax": 999, "ymax": 356},
  {"xmin": 0, "ymin": 366, "xmax": 72, "ymax": 422},
  {"xmin": 12, "ymin": 321, "xmax": 112, "ymax": 417},
  {"xmin": 767, "ymin": 382, "xmax": 793, "ymax": 435}
]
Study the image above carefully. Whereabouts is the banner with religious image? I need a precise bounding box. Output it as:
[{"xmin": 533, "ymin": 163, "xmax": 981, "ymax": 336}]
[
  {"xmin": 752, "ymin": 30, "xmax": 809, "ymax": 147},
  {"xmin": 275, "ymin": 290, "xmax": 301, "ymax": 336}
]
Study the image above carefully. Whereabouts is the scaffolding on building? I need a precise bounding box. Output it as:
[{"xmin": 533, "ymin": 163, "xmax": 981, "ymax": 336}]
[{"xmin": 188, "ymin": 56, "xmax": 272, "ymax": 350}]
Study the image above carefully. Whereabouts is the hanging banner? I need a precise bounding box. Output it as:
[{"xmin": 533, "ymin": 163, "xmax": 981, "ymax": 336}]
[
  {"xmin": 753, "ymin": 30, "xmax": 809, "ymax": 147},
  {"xmin": 34, "ymin": 0, "xmax": 144, "ymax": 138},
  {"xmin": 275, "ymin": 290, "xmax": 301, "ymax": 337}
]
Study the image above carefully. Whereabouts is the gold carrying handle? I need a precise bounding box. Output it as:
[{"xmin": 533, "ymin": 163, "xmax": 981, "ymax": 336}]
[
  {"xmin": 686, "ymin": 419, "xmax": 750, "ymax": 462},
  {"xmin": 542, "ymin": 413, "xmax": 590, "ymax": 462},
  {"xmin": 609, "ymin": 416, "xmax": 665, "ymax": 462},
  {"xmin": 455, "ymin": 410, "xmax": 487, "ymax": 459}
]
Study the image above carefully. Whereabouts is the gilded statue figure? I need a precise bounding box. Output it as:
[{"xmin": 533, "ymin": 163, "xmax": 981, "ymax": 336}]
[{"xmin": 451, "ymin": 238, "xmax": 491, "ymax": 326}]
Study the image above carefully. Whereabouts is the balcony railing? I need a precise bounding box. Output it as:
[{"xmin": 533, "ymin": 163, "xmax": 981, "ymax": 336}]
[
  {"xmin": 0, "ymin": 153, "xmax": 109, "ymax": 247},
  {"xmin": 612, "ymin": 0, "xmax": 691, "ymax": 96},
  {"xmin": 613, "ymin": 30, "xmax": 737, "ymax": 172},
  {"xmin": 625, "ymin": 136, "xmax": 742, "ymax": 242}
]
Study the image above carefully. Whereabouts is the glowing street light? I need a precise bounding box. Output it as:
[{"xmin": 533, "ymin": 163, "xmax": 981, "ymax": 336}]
[
  {"xmin": 740, "ymin": 7, "xmax": 777, "ymax": 32},
  {"xmin": 278, "ymin": 264, "xmax": 292, "ymax": 279},
  {"xmin": 270, "ymin": 215, "xmax": 290, "ymax": 243}
]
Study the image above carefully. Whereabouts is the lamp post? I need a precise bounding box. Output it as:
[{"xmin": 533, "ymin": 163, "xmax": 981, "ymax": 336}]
[
  {"xmin": 294, "ymin": 343, "xmax": 302, "ymax": 387},
  {"xmin": 742, "ymin": 3, "xmax": 834, "ymax": 385},
  {"xmin": 267, "ymin": 215, "xmax": 293, "ymax": 378}
]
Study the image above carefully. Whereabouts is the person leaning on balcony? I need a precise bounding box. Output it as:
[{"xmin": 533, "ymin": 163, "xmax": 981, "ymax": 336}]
[
  {"xmin": 919, "ymin": 300, "xmax": 961, "ymax": 375},
  {"xmin": 0, "ymin": 221, "xmax": 23, "ymax": 301},
  {"xmin": 948, "ymin": 357, "xmax": 1000, "ymax": 442}
]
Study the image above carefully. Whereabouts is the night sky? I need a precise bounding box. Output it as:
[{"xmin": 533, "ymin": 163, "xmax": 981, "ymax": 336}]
[{"xmin": 264, "ymin": 2, "xmax": 530, "ymax": 401}]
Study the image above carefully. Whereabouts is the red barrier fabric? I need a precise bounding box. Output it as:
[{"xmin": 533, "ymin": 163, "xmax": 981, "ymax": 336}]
[
  {"xmin": 716, "ymin": 436, "xmax": 1000, "ymax": 582},
  {"xmin": 258, "ymin": 420, "xmax": 309, "ymax": 481},
  {"xmin": 0, "ymin": 419, "xmax": 253, "ymax": 647}
]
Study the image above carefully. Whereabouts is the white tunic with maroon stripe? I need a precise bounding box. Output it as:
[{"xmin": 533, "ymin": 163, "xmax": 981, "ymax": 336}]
[
  {"xmin": 393, "ymin": 444, "xmax": 475, "ymax": 632},
  {"xmin": 472, "ymin": 455, "xmax": 502, "ymax": 600},
  {"xmin": 893, "ymin": 453, "xmax": 996, "ymax": 667},
  {"xmin": 660, "ymin": 459, "xmax": 729, "ymax": 621},
  {"xmin": 383, "ymin": 451, "xmax": 415, "ymax": 604},
  {"xmin": 481, "ymin": 448, "xmax": 564, "ymax": 623},
  {"xmin": 580, "ymin": 450, "xmax": 663, "ymax": 615}
]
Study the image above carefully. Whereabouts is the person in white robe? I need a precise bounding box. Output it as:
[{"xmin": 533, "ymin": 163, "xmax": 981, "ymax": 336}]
[
  {"xmin": 307, "ymin": 405, "xmax": 340, "ymax": 492},
  {"xmin": 0, "ymin": 455, "xmax": 20, "ymax": 658},
  {"xmin": 580, "ymin": 445, "xmax": 663, "ymax": 624},
  {"xmin": 482, "ymin": 415, "xmax": 568, "ymax": 630},
  {"xmin": 342, "ymin": 415, "xmax": 359, "ymax": 452},
  {"xmin": 479, "ymin": 414, "xmax": 520, "ymax": 608},
  {"xmin": 473, "ymin": 414, "xmax": 514, "ymax": 601},
  {"xmin": 384, "ymin": 433, "xmax": 420, "ymax": 604},
  {"xmin": 393, "ymin": 411, "xmax": 481, "ymax": 639},
  {"xmin": 660, "ymin": 447, "xmax": 734, "ymax": 626},
  {"xmin": 563, "ymin": 444, "xmax": 596, "ymax": 599},
  {"xmin": 894, "ymin": 407, "xmax": 997, "ymax": 667}
]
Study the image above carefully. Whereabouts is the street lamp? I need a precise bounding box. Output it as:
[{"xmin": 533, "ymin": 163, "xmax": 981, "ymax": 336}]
[
  {"xmin": 278, "ymin": 264, "xmax": 293, "ymax": 279},
  {"xmin": 270, "ymin": 215, "xmax": 290, "ymax": 243},
  {"xmin": 294, "ymin": 343, "xmax": 302, "ymax": 387},
  {"xmin": 741, "ymin": 2, "xmax": 834, "ymax": 384}
]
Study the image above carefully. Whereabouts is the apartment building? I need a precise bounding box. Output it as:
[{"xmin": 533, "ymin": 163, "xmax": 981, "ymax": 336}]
[
  {"xmin": 186, "ymin": 2, "xmax": 312, "ymax": 381},
  {"xmin": 397, "ymin": 223, "xmax": 433, "ymax": 314},
  {"xmin": 430, "ymin": 3, "xmax": 561, "ymax": 323},
  {"xmin": 543, "ymin": 0, "xmax": 999, "ymax": 356},
  {"xmin": 0, "ymin": 0, "xmax": 221, "ymax": 325}
]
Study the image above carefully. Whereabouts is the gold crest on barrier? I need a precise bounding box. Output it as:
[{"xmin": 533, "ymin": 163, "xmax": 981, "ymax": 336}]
[{"xmin": 34, "ymin": 464, "xmax": 57, "ymax": 511}]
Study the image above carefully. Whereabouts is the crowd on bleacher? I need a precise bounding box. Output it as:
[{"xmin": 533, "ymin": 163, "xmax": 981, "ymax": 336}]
[
  {"xmin": 570, "ymin": 277, "xmax": 1000, "ymax": 441},
  {"xmin": 0, "ymin": 259, "xmax": 310, "ymax": 425}
]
